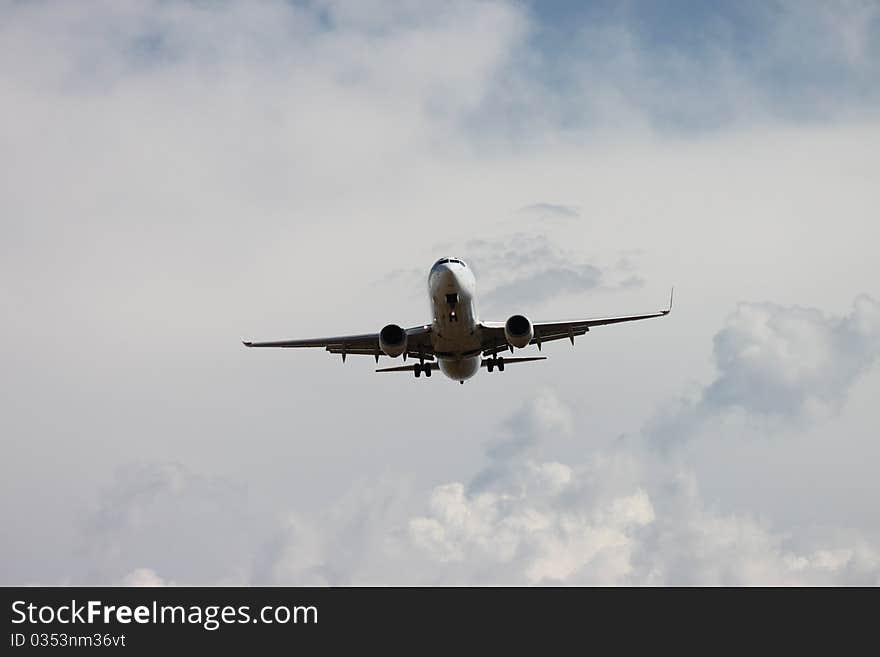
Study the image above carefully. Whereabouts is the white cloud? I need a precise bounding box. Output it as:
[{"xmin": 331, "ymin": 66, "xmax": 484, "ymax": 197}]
[
  {"xmin": 121, "ymin": 567, "xmax": 172, "ymax": 587},
  {"xmin": 456, "ymin": 234, "xmax": 643, "ymax": 313},
  {"xmin": 648, "ymin": 295, "xmax": 880, "ymax": 448},
  {"xmin": 708, "ymin": 295, "xmax": 880, "ymax": 415},
  {"xmin": 253, "ymin": 389, "xmax": 880, "ymax": 585},
  {"xmin": 408, "ymin": 473, "xmax": 654, "ymax": 584}
]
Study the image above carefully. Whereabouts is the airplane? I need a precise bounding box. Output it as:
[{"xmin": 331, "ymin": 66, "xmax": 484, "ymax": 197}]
[{"xmin": 243, "ymin": 257, "xmax": 673, "ymax": 384}]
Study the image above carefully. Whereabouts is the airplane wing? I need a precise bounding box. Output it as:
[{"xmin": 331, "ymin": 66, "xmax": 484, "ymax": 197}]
[
  {"xmin": 242, "ymin": 325, "xmax": 434, "ymax": 362},
  {"xmin": 479, "ymin": 289, "xmax": 673, "ymax": 355}
]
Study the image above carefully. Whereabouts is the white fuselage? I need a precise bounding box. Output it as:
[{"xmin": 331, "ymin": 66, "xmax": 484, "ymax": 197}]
[{"xmin": 427, "ymin": 259, "xmax": 483, "ymax": 381}]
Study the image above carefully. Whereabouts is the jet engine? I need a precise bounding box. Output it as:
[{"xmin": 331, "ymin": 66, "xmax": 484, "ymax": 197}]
[
  {"xmin": 379, "ymin": 324, "xmax": 408, "ymax": 358},
  {"xmin": 504, "ymin": 314, "xmax": 533, "ymax": 349}
]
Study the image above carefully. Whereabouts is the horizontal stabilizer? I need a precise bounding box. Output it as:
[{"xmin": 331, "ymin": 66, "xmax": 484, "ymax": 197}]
[
  {"xmin": 376, "ymin": 362, "xmax": 440, "ymax": 373},
  {"xmin": 481, "ymin": 356, "xmax": 546, "ymax": 367}
]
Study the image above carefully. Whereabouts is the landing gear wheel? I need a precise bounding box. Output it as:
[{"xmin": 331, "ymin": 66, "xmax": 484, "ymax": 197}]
[
  {"xmin": 424, "ymin": 365, "xmax": 432, "ymax": 377},
  {"xmin": 497, "ymin": 357, "xmax": 505, "ymax": 372},
  {"xmin": 414, "ymin": 366, "xmax": 421, "ymax": 378},
  {"xmin": 487, "ymin": 360, "xmax": 494, "ymax": 373}
]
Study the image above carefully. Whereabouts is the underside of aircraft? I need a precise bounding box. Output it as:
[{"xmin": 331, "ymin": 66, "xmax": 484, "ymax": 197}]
[{"xmin": 243, "ymin": 257, "xmax": 672, "ymax": 383}]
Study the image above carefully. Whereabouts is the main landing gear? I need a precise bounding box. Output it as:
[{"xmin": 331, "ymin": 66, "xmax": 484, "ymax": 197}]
[
  {"xmin": 414, "ymin": 363, "xmax": 432, "ymax": 378},
  {"xmin": 486, "ymin": 357, "xmax": 505, "ymax": 373}
]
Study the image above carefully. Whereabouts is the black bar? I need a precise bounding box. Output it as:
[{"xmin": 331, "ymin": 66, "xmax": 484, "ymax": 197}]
[{"xmin": 1, "ymin": 587, "xmax": 874, "ymax": 652}]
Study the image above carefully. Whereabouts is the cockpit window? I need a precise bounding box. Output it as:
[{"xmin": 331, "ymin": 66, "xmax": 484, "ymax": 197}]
[{"xmin": 434, "ymin": 257, "xmax": 466, "ymax": 267}]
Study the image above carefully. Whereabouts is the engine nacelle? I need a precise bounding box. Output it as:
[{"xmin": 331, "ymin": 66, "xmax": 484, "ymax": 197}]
[
  {"xmin": 379, "ymin": 323, "xmax": 408, "ymax": 358},
  {"xmin": 505, "ymin": 314, "xmax": 533, "ymax": 349}
]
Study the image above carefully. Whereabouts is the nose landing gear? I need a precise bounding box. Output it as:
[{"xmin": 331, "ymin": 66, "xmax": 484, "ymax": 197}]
[{"xmin": 446, "ymin": 293, "xmax": 459, "ymax": 322}]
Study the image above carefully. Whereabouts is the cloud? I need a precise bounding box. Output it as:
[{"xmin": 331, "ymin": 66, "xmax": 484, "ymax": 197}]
[
  {"xmin": 251, "ymin": 388, "xmax": 880, "ymax": 585},
  {"xmin": 385, "ymin": 230, "xmax": 644, "ymax": 314},
  {"xmin": 472, "ymin": 388, "xmax": 573, "ymax": 490},
  {"xmin": 517, "ymin": 203, "xmax": 580, "ymax": 219},
  {"xmin": 649, "ymin": 295, "xmax": 880, "ymax": 448},
  {"xmin": 253, "ymin": 392, "xmax": 652, "ymax": 585},
  {"xmin": 78, "ymin": 462, "xmax": 258, "ymax": 585},
  {"xmin": 635, "ymin": 470, "xmax": 880, "ymax": 585},
  {"xmin": 121, "ymin": 567, "xmax": 172, "ymax": 587},
  {"xmin": 397, "ymin": 390, "xmax": 880, "ymax": 585},
  {"xmin": 251, "ymin": 477, "xmax": 422, "ymax": 586},
  {"xmin": 408, "ymin": 468, "xmax": 654, "ymax": 584},
  {"xmin": 488, "ymin": 387, "xmax": 573, "ymax": 460},
  {"xmin": 459, "ymin": 234, "xmax": 643, "ymax": 313},
  {"xmin": 484, "ymin": 266, "xmax": 603, "ymax": 310},
  {"xmin": 706, "ymin": 295, "xmax": 880, "ymax": 416}
]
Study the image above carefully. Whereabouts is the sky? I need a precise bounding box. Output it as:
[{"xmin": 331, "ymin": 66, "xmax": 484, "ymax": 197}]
[{"xmin": 1, "ymin": 0, "xmax": 879, "ymax": 585}]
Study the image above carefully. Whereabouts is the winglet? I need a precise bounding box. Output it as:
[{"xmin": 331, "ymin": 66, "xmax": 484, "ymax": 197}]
[
  {"xmin": 241, "ymin": 338, "xmax": 253, "ymax": 347},
  {"xmin": 666, "ymin": 287, "xmax": 674, "ymax": 314}
]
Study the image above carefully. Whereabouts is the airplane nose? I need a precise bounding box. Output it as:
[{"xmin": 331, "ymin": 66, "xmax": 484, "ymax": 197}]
[{"xmin": 435, "ymin": 264, "xmax": 458, "ymax": 288}]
